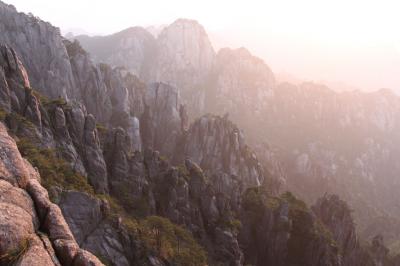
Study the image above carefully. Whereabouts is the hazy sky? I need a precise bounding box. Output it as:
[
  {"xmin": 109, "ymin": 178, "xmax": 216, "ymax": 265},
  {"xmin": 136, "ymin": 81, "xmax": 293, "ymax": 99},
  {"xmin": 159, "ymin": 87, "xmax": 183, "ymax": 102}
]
[{"xmin": 6, "ymin": 0, "xmax": 400, "ymax": 92}]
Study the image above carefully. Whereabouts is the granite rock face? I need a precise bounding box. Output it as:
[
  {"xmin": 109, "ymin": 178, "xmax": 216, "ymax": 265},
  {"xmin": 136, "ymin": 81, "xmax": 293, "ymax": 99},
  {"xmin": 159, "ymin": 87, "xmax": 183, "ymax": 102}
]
[
  {"xmin": 56, "ymin": 191, "xmax": 138, "ymax": 266},
  {"xmin": 313, "ymin": 194, "xmax": 400, "ymax": 266},
  {"xmin": 141, "ymin": 82, "xmax": 186, "ymax": 157},
  {"xmin": 75, "ymin": 27, "xmax": 157, "ymax": 79},
  {"xmin": 0, "ymin": 1, "xmax": 75, "ymax": 99},
  {"xmin": 65, "ymin": 39, "xmax": 112, "ymax": 123},
  {"xmin": 239, "ymin": 190, "xmax": 341, "ymax": 266},
  {"xmin": 312, "ymin": 194, "xmax": 359, "ymax": 265},
  {"xmin": 151, "ymin": 19, "xmax": 215, "ymax": 115},
  {"xmin": 153, "ymin": 19, "xmax": 215, "ymax": 87},
  {"xmin": 184, "ymin": 114, "xmax": 265, "ymax": 188},
  {"xmin": 210, "ymin": 47, "xmax": 275, "ymax": 119},
  {"xmin": 0, "ymin": 122, "xmax": 103, "ymax": 266}
]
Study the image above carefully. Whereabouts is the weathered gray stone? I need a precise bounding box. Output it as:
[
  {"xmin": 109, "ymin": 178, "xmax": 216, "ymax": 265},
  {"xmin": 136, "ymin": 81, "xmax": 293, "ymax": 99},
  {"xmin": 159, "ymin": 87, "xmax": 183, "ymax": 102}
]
[
  {"xmin": 82, "ymin": 114, "xmax": 108, "ymax": 193},
  {"xmin": 58, "ymin": 191, "xmax": 105, "ymax": 245},
  {"xmin": 0, "ymin": 2, "xmax": 73, "ymax": 99}
]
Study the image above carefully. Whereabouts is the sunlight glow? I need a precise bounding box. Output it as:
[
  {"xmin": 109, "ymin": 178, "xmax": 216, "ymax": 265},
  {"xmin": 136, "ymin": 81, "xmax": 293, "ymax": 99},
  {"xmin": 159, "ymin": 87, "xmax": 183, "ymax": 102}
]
[{"xmin": 5, "ymin": 0, "xmax": 400, "ymax": 91}]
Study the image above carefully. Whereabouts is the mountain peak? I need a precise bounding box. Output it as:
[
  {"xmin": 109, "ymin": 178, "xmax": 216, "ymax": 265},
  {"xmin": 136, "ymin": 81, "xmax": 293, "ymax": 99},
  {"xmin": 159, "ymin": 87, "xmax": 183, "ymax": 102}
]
[
  {"xmin": 170, "ymin": 18, "xmax": 205, "ymax": 27},
  {"xmin": 112, "ymin": 26, "xmax": 153, "ymax": 38}
]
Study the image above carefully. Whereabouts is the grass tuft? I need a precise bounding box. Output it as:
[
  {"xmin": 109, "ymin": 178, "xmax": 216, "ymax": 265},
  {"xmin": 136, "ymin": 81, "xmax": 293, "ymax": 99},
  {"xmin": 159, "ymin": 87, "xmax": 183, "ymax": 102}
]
[{"xmin": 0, "ymin": 237, "xmax": 31, "ymax": 265}]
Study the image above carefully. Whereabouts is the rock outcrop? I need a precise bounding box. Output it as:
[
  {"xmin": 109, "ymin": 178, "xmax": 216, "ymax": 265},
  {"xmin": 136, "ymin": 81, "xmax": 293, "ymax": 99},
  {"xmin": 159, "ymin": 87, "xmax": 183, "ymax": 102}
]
[
  {"xmin": 209, "ymin": 47, "xmax": 275, "ymax": 119},
  {"xmin": 313, "ymin": 194, "xmax": 400, "ymax": 266},
  {"xmin": 75, "ymin": 27, "xmax": 157, "ymax": 79},
  {"xmin": 183, "ymin": 114, "xmax": 265, "ymax": 188},
  {"xmin": 140, "ymin": 82, "xmax": 187, "ymax": 157},
  {"xmin": 151, "ymin": 19, "xmax": 215, "ymax": 115},
  {"xmin": 239, "ymin": 190, "xmax": 340, "ymax": 266},
  {"xmin": 0, "ymin": 122, "xmax": 103, "ymax": 266},
  {"xmin": 65, "ymin": 39, "xmax": 112, "ymax": 123},
  {"xmin": 0, "ymin": 1, "xmax": 75, "ymax": 99}
]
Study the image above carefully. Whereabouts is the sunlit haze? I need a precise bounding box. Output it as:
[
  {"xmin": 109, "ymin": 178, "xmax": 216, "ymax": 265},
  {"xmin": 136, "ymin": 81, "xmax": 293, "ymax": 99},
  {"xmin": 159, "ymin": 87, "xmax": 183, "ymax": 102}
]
[{"xmin": 7, "ymin": 0, "xmax": 400, "ymax": 92}]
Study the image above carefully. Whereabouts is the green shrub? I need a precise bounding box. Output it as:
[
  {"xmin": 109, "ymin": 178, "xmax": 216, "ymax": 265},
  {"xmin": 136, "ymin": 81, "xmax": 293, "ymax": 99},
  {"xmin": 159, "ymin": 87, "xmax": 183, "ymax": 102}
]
[
  {"xmin": 140, "ymin": 216, "xmax": 207, "ymax": 265},
  {"xmin": 42, "ymin": 97, "xmax": 67, "ymax": 107},
  {"xmin": 242, "ymin": 187, "xmax": 265, "ymax": 213},
  {"xmin": 30, "ymin": 88, "xmax": 49, "ymax": 104},
  {"xmin": 177, "ymin": 164, "xmax": 190, "ymax": 181},
  {"xmin": 219, "ymin": 218, "xmax": 242, "ymax": 234},
  {"xmin": 281, "ymin": 191, "xmax": 308, "ymax": 213},
  {"xmin": 0, "ymin": 107, "xmax": 7, "ymax": 121},
  {"xmin": 159, "ymin": 155, "xmax": 168, "ymax": 162},
  {"xmin": 17, "ymin": 138, "xmax": 93, "ymax": 194},
  {"xmin": 7, "ymin": 112, "xmax": 35, "ymax": 129},
  {"xmin": 281, "ymin": 192, "xmax": 338, "ymax": 263},
  {"xmin": 96, "ymin": 123, "xmax": 108, "ymax": 134}
]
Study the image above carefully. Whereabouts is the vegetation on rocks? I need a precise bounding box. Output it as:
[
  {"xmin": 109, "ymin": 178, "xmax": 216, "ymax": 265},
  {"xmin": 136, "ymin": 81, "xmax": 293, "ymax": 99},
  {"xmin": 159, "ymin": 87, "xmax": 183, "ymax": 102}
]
[
  {"xmin": 0, "ymin": 237, "xmax": 31, "ymax": 265},
  {"xmin": 7, "ymin": 112, "xmax": 35, "ymax": 129},
  {"xmin": 279, "ymin": 192, "xmax": 338, "ymax": 264},
  {"xmin": 242, "ymin": 187, "xmax": 339, "ymax": 265},
  {"xmin": 16, "ymin": 137, "xmax": 94, "ymax": 194},
  {"xmin": 95, "ymin": 122, "xmax": 108, "ymax": 134},
  {"xmin": 42, "ymin": 97, "xmax": 67, "ymax": 107},
  {"xmin": 1, "ymin": 80, "xmax": 207, "ymax": 265},
  {"xmin": 140, "ymin": 216, "xmax": 207, "ymax": 265},
  {"xmin": 0, "ymin": 107, "xmax": 7, "ymax": 121}
]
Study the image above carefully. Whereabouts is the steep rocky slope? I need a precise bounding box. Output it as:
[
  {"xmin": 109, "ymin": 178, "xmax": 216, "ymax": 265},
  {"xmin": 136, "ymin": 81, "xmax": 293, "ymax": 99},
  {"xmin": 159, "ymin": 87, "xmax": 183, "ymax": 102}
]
[
  {"xmin": 75, "ymin": 27, "xmax": 156, "ymax": 79},
  {"xmin": 0, "ymin": 122, "xmax": 102, "ymax": 265},
  {"xmin": 206, "ymin": 47, "xmax": 275, "ymax": 118},
  {"xmin": 75, "ymin": 15, "xmax": 400, "ymax": 250},
  {"xmin": 313, "ymin": 194, "xmax": 400, "ymax": 266},
  {"xmin": 0, "ymin": 2, "xmax": 75, "ymax": 99}
]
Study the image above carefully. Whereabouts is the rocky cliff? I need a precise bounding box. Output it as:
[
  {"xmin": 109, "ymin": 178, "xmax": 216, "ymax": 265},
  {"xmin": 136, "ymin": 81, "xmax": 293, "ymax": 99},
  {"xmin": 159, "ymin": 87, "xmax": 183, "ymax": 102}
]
[
  {"xmin": 75, "ymin": 27, "xmax": 156, "ymax": 79},
  {"xmin": 0, "ymin": 121, "xmax": 102, "ymax": 265},
  {"xmin": 0, "ymin": 2, "xmax": 75, "ymax": 99},
  {"xmin": 312, "ymin": 194, "xmax": 400, "ymax": 266},
  {"xmin": 75, "ymin": 15, "xmax": 400, "ymax": 251},
  {"xmin": 1, "ymin": 1, "xmax": 400, "ymax": 265}
]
